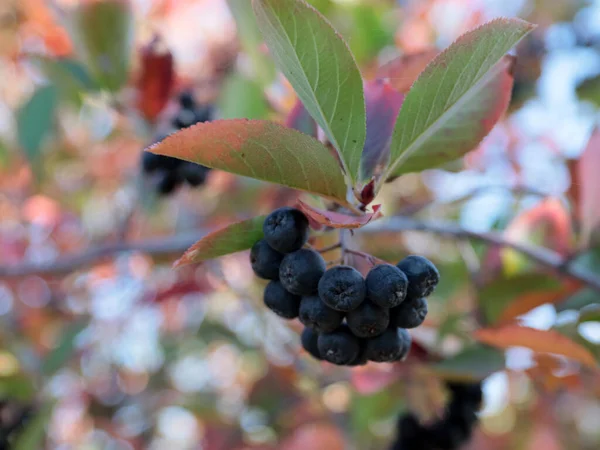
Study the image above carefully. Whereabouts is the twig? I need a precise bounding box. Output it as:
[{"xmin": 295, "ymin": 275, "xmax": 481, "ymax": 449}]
[{"xmin": 318, "ymin": 242, "xmax": 341, "ymax": 254}]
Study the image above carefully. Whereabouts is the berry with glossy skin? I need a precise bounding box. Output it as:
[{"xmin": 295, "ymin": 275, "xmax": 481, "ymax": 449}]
[
  {"xmin": 299, "ymin": 295, "xmax": 344, "ymax": 333},
  {"xmin": 263, "ymin": 281, "xmax": 301, "ymax": 319},
  {"xmin": 318, "ymin": 265, "xmax": 366, "ymax": 312},
  {"xmin": 263, "ymin": 207, "xmax": 309, "ymax": 254},
  {"xmin": 366, "ymin": 264, "xmax": 408, "ymax": 308},
  {"xmin": 301, "ymin": 327, "xmax": 322, "ymax": 360},
  {"xmin": 317, "ymin": 326, "xmax": 361, "ymax": 365},
  {"xmin": 397, "ymin": 328, "xmax": 412, "ymax": 361},
  {"xmin": 390, "ymin": 297, "xmax": 428, "ymax": 329},
  {"xmin": 157, "ymin": 171, "xmax": 181, "ymax": 195},
  {"xmin": 279, "ymin": 249, "xmax": 326, "ymax": 295},
  {"xmin": 346, "ymin": 300, "xmax": 389, "ymax": 338},
  {"xmin": 365, "ymin": 327, "xmax": 404, "ymax": 362},
  {"xmin": 397, "ymin": 255, "xmax": 440, "ymax": 298},
  {"xmin": 250, "ymin": 239, "xmax": 284, "ymax": 280}
]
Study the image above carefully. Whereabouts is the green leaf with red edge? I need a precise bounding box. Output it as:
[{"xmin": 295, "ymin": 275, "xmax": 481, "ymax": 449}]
[
  {"xmin": 148, "ymin": 120, "xmax": 349, "ymax": 205},
  {"xmin": 377, "ymin": 49, "xmax": 438, "ymax": 94},
  {"xmin": 252, "ymin": 0, "xmax": 366, "ymax": 185},
  {"xmin": 385, "ymin": 19, "xmax": 535, "ymax": 185},
  {"xmin": 175, "ymin": 216, "xmax": 265, "ymax": 267},
  {"xmin": 474, "ymin": 325, "xmax": 597, "ymax": 368},
  {"xmin": 432, "ymin": 345, "xmax": 505, "ymax": 381},
  {"xmin": 297, "ymin": 200, "xmax": 382, "ymax": 229},
  {"xmin": 577, "ymin": 128, "xmax": 600, "ymax": 246},
  {"xmin": 136, "ymin": 36, "xmax": 174, "ymax": 122},
  {"xmin": 285, "ymin": 99, "xmax": 318, "ymax": 138}
]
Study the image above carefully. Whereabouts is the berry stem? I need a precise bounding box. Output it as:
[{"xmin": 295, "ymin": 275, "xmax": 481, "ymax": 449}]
[{"xmin": 318, "ymin": 242, "xmax": 342, "ymax": 253}]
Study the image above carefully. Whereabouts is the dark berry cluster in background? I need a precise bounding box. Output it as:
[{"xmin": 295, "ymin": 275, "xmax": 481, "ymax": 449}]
[
  {"xmin": 390, "ymin": 382, "xmax": 483, "ymax": 450},
  {"xmin": 141, "ymin": 91, "xmax": 214, "ymax": 195},
  {"xmin": 250, "ymin": 207, "xmax": 440, "ymax": 366}
]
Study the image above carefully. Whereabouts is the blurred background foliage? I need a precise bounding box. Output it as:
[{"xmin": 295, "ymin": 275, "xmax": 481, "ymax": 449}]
[{"xmin": 0, "ymin": 0, "xmax": 600, "ymax": 449}]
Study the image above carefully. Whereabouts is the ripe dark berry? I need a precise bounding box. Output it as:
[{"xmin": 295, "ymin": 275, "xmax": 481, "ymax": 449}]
[
  {"xmin": 279, "ymin": 249, "xmax": 326, "ymax": 296},
  {"xmin": 317, "ymin": 326, "xmax": 361, "ymax": 365},
  {"xmin": 194, "ymin": 105, "xmax": 214, "ymax": 123},
  {"xmin": 299, "ymin": 295, "xmax": 344, "ymax": 333},
  {"xmin": 397, "ymin": 255, "xmax": 440, "ymax": 298},
  {"xmin": 142, "ymin": 151, "xmax": 180, "ymax": 173},
  {"xmin": 263, "ymin": 281, "xmax": 301, "ymax": 319},
  {"xmin": 346, "ymin": 340, "xmax": 369, "ymax": 366},
  {"xmin": 346, "ymin": 300, "xmax": 389, "ymax": 338},
  {"xmin": 365, "ymin": 327, "xmax": 404, "ymax": 362},
  {"xmin": 178, "ymin": 91, "xmax": 196, "ymax": 109},
  {"xmin": 250, "ymin": 239, "xmax": 284, "ymax": 280},
  {"xmin": 318, "ymin": 265, "xmax": 366, "ymax": 312},
  {"xmin": 390, "ymin": 297, "xmax": 428, "ymax": 329},
  {"xmin": 397, "ymin": 328, "xmax": 412, "ymax": 361},
  {"xmin": 365, "ymin": 264, "xmax": 408, "ymax": 308},
  {"xmin": 180, "ymin": 162, "xmax": 208, "ymax": 187},
  {"xmin": 263, "ymin": 207, "xmax": 309, "ymax": 254},
  {"xmin": 156, "ymin": 171, "xmax": 181, "ymax": 195},
  {"xmin": 172, "ymin": 108, "xmax": 198, "ymax": 129},
  {"xmin": 301, "ymin": 327, "xmax": 322, "ymax": 360}
]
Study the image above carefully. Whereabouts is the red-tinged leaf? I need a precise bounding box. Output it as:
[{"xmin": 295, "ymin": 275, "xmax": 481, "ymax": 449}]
[
  {"xmin": 148, "ymin": 120, "xmax": 349, "ymax": 205},
  {"xmin": 297, "ymin": 200, "xmax": 382, "ymax": 229},
  {"xmin": 136, "ymin": 36, "xmax": 174, "ymax": 121},
  {"xmin": 577, "ymin": 128, "xmax": 600, "ymax": 246},
  {"xmin": 281, "ymin": 423, "xmax": 345, "ymax": 450},
  {"xmin": 359, "ymin": 80, "xmax": 405, "ymax": 183},
  {"xmin": 377, "ymin": 49, "xmax": 438, "ymax": 93},
  {"xmin": 474, "ymin": 325, "xmax": 597, "ymax": 368},
  {"xmin": 174, "ymin": 216, "xmax": 265, "ymax": 267},
  {"xmin": 432, "ymin": 345, "xmax": 505, "ymax": 381},
  {"xmin": 285, "ymin": 99, "xmax": 317, "ymax": 138},
  {"xmin": 359, "ymin": 178, "xmax": 375, "ymax": 206}
]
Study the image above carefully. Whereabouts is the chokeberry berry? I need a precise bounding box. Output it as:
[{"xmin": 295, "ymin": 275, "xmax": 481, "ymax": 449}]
[
  {"xmin": 318, "ymin": 265, "xmax": 366, "ymax": 312},
  {"xmin": 366, "ymin": 264, "xmax": 408, "ymax": 308},
  {"xmin": 142, "ymin": 151, "xmax": 180, "ymax": 174},
  {"xmin": 172, "ymin": 108, "xmax": 198, "ymax": 129},
  {"xmin": 397, "ymin": 255, "xmax": 440, "ymax": 298},
  {"xmin": 178, "ymin": 91, "xmax": 196, "ymax": 110},
  {"xmin": 279, "ymin": 249, "xmax": 326, "ymax": 296},
  {"xmin": 346, "ymin": 300, "xmax": 389, "ymax": 338},
  {"xmin": 180, "ymin": 162, "xmax": 209, "ymax": 187},
  {"xmin": 365, "ymin": 327, "xmax": 404, "ymax": 362},
  {"xmin": 301, "ymin": 327, "xmax": 322, "ymax": 360},
  {"xmin": 346, "ymin": 340, "xmax": 369, "ymax": 366},
  {"xmin": 317, "ymin": 326, "xmax": 361, "ymax": 365},
  {"xmin": 250, "ymin": 239, "xmax": 284, "ymax": 280},
  {"xmin": 299, "ymin": 295, "xmax": 344, "ymax": 333},
  {"xmin": 397, "ymin": 328, "xmax": 412, "ymax": 361},
  {"xmin": 263, "ymin": 281, "xmax": 301, "ymax": 319},
  {"xmin": 194, "ymin": 105, "xmax": 214, "ymax": 123},
  {"xmin": 390, "ymin": 297, "xmax": 428, "ymax": 329},
  {"xmin": 263, "ymin": 207, "xmax": 309, "ymax": 254},
  {"xmin": 156, "ymin": 171, "xmax": 182, "ymax": 195}
]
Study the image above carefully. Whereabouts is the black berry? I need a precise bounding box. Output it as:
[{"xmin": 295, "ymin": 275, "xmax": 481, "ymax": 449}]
[
  {"xmin": 156, "ymin": 171, "xmax": 181, "ymax": 195},
  {"xmin": 346, "ymin": 340, "xmax": 369, "ymax": 366},
  {"xmin": 318, "ymin": 265, "xmax": 366, "ymax": 312},
  {"xmin": 250, "ymin": 239, "xmax": 284, "ymax": 280},
  {"xmin": 346, "ymin": 300, "xmax": 389, "ymax": 338},
  {"xmin": 194, "ymin": 105, "xmax": 214, "ymax": 123},
  {"xmin": 317, "ymin": 326, "xmax": 361, "ymax": 365},
  {"xmin": 279, "ymin": 249, "xmax": 326, "ymax": 296},
  {"xmin": 397, "ymin": 255, "xmax": 440, "ymax": 298},
  {"xmin": 390, "ymin": 297, "xmax": 428, "ymax": 329},
  {"xmin": 365, "ymin": 264, "xmax": 408, "ymax": 308},
  {"xmin": 180, "ymin": 162, "xmax": 208, "ymax": 187},
  {"xmin": 263, "ymin": 281, "xmax": 301, "ymax": 319},
  {"xmin": 263, "ymin": 207, "xmax": 309, "ymax": 254},
  {"xmin": 178, "ymin": 91, "xmax": 196, "ymax": 109},
  {"xmin": 365, "ymin": 327, "xmax": 404, "ymax": 362},
  {"xmin": 299, "ymin": 295, "xmax": 344, "ymax": 333},
  {"xmin": 172, "ymin": 108, "xmax": 198, "ymax": 129},
  {"xmin": 142, "ymin": 151, "xmax": 180, "ymax": 174},
  {"xmin": 397, "ymin": 328, "xmax": 412, "ymax": 361},
  {"xmin": 301, "ymin": 327, "xmax": 322, "ymax": 360}
]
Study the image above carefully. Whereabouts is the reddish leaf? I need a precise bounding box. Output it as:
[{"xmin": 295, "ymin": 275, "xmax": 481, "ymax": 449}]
[
  {"xmin": 474, "ymin": 325, "xmax": 597, "ymax": 368},
  {"xmin": 297, "ymin": 200, "xmax": 382, "ymax": 229},
  {"xmin": 285, "ymin": 99, "xmax": 317, "ymax": 138},
  {"xmin": 377, "ymin": 49, "xmax": 438, "ymax": 93},
  {"xmin": 359, "ymin": 80, "xmax": 405, "ymax": 183},
  {"xmin": 281, "ymin": 423, "xmax": 345, "ymax": 450},
  {"xmin": 359, "ymin": 178, "xmax": 376, "ymax": 206},
  {"xmin": 148, "ymin": 120, "xmax": 349, "ymax": 205},
  {"xmin": 577, "ymin": 128, "xmax": 600, "ymax": 246},
  {"xmin": 136, "ymin": 35, "xmax": 174, "ymax": 122}
]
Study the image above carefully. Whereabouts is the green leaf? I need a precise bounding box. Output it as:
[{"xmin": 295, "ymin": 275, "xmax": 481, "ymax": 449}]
[
  {"xmin": 13, "ymin": 403, "xmax": 54, "ymax": 450},
  {"xmin": 432, "ymin": 345, "xmax": 505, "ymax": 380},
  {"xmin": 385, "ymin": 19, "xmax": 534, "ymax": 183},
  {"xmin": 0, "ymin": 375, "xmax": 35, "ymax": 401},
  {"xmin": 577, "ymin": 74, "xmax": 600, "ymax": 107},
  {"xmin": 253, "ymin": 0, "xmax": 366, "ymax": 184},
  {"xmin": 149, "ymin": 119, "xmax": 349, "ymax": 205},
  {"xmin": 218, "ymin": 73, "xmax": 269, "ymax": 119},
  {"xmin": 65, "ymin": 0, "xmax": 134, "ymax": 92},
  {"xmin": 175, "ymin": 216, "xmax": 265, "ymax": 267},
  {"xmin": 579, "ymin": 305, "xmax": 600, "ymax": 323},
  {"xmin": 17, "ymin": 85, "xmax": 57, "ymax": 175},
  {"xmin": 42, "ymin": 321, "xmax": 87, "ymax": 376},
  {"xmin": 30, "ymin": 56, "xmax": 95, "ymax": 105}
]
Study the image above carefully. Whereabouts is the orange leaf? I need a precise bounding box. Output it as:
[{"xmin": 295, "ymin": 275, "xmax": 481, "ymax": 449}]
[
  {"xmin": 136, "ymin": 35, "xmax": 174, "ymax": 122},
  {"xmin": 474, "ymin": 325, "xmax": 597, "ymax": 368},
  {"xmin": 297, "ymin": 200, "xmax": 382, "ymax": 229}
]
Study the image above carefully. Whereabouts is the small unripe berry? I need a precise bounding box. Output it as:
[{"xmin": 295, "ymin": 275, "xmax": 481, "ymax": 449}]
[
  {"xmin": 263, "ymin": 207, "xmax": 309, "ymax": 254},
  {"xmin": 365, "ymin": 264, "xmax": 408, "ymax": 308},
  {"xmin": 301, "ymin": 327, "xmax": 322, "ymax": 360},
  {"xmin": 279, "ymin": 249, "xmax": 326, "ymax": 296},
  {"xmin": 250, "ymin": 239, "xmax": 284, "ymax": 280},
  {"xmin": 299, "ymin": 295, "xmax": 344, "ymax": 333},
  {"xmin": 318, "ymin": 265, "xmax": 366, "ymax": 312},
  {"xmin": 346, "ymin": 300, "xmax": 389, "ymax": 338},
  {"xmin": 390, "ymin": 297, "xmax": 428, "ymax": 329},
  {"xmin": 397, "ymin": 255, "xmax": 440, "ymax": 298},
  {"xmin": 366, "ymin": 328, "xmax": 404, "ymax": 362},
  {"xmin": 263, "ymin": 281, "xmax": 301, "ymax": 319},
  {"xmin": 317, "ymin": 326, "xmax": 361, "ymax": 365}
]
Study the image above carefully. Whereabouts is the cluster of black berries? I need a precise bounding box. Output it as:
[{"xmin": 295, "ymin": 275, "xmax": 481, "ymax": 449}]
[
  {"xmin": 141, "ymin": 91, "xmax": 213, "ymax": 195},
  {"xmin": 250, "ymin": 207, "xmax": 440, "ymax": 366},
  {"xmin": 390, "ymin": 382, "xmax": 483, "ymax": 450}
]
